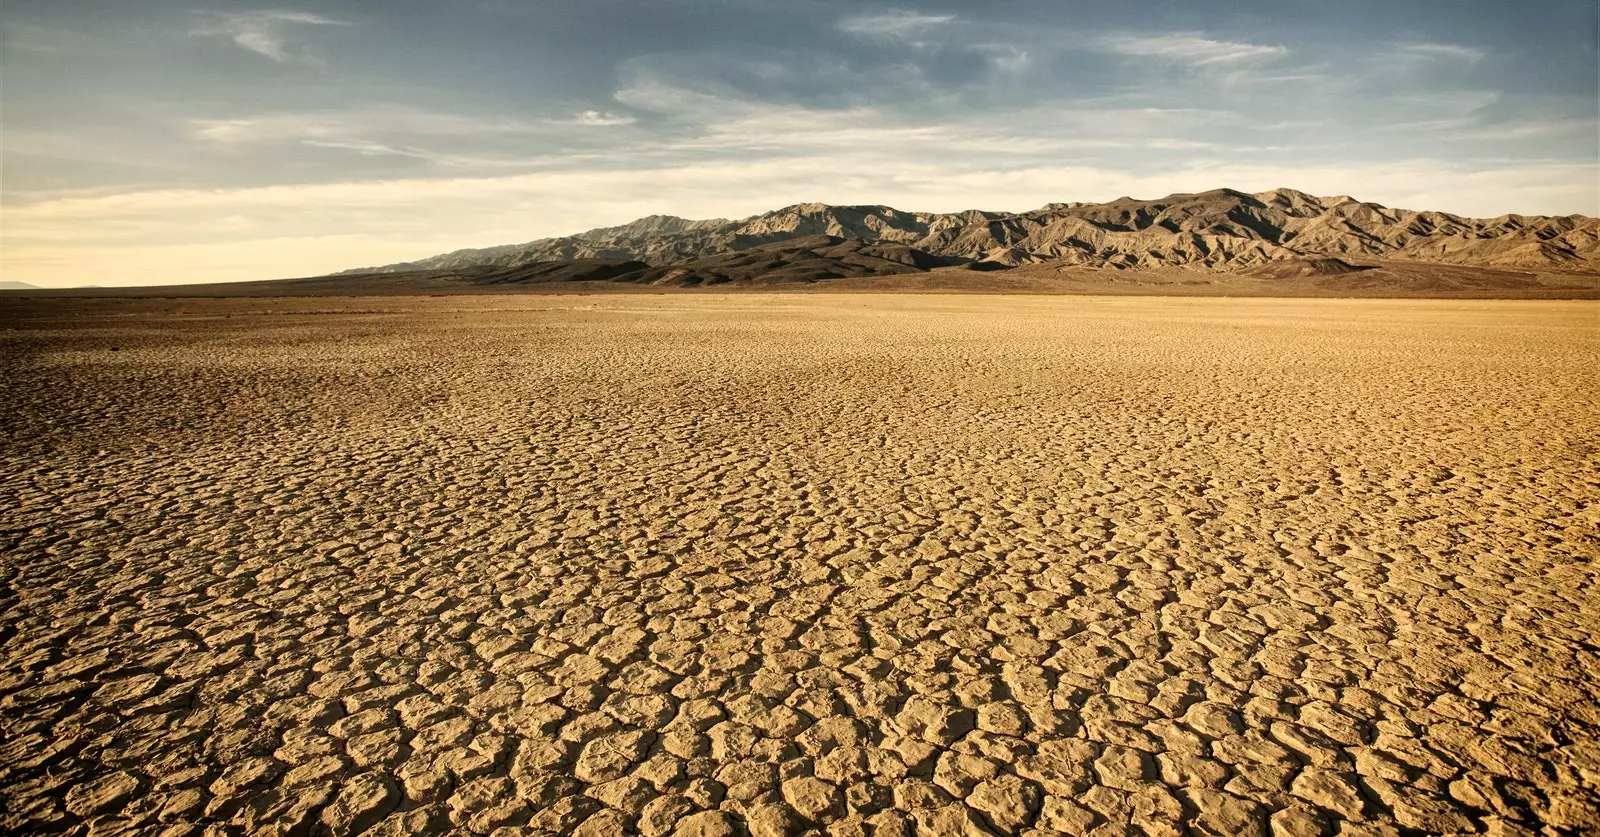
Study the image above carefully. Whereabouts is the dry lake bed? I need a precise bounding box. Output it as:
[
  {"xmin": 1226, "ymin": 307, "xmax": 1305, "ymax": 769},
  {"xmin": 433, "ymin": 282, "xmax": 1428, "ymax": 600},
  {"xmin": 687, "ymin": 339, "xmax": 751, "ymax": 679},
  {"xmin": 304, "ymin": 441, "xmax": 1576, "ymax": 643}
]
[{"xmin": 1, "ymin": 294, "xmax": 1596, "ymax": 836}]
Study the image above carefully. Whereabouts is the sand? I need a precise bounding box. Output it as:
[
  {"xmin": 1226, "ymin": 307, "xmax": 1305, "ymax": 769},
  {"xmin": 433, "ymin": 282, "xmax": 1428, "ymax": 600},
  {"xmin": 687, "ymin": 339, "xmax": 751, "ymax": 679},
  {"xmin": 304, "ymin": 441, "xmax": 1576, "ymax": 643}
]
[{"xmin": 1, "ymin": 294, "xmax": 1596, "ymax": 836}]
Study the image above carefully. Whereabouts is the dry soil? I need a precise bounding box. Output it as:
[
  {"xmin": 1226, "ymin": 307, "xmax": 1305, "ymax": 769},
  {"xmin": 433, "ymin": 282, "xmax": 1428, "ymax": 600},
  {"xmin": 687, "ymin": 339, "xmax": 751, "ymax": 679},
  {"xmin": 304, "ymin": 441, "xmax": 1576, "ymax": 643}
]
[{"xmin": 1, "ymin": 295, "xmax": 1596, "ymax": 836}]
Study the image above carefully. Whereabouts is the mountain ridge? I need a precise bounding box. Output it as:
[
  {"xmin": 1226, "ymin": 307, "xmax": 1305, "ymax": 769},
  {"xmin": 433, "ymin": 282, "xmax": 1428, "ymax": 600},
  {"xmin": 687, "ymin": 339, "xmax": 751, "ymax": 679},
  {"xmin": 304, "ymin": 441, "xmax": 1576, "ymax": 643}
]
[{"xmin": 344, "ymin": 188, "xmax": 1600, "ymax": 276}]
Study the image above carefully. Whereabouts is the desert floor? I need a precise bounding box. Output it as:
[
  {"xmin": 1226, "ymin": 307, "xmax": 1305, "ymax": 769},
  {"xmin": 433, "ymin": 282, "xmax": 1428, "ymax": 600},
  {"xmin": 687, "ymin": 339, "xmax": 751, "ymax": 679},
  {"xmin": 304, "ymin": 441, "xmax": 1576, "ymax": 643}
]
[{"xmin": 1, "ymin": 295, "xmax": 1596, "ymax": 837}]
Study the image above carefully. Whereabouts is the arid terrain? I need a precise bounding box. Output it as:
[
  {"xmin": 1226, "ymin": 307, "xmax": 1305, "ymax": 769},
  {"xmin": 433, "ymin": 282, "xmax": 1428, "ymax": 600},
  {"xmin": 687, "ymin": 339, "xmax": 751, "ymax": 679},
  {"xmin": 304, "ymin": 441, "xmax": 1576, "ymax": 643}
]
[
  {"xmin": 1, "ymin": 295, "xmax": 1597, "ymax": 836},
  {"xmin": 15, "ymin": 189, "xmax": 1595, "ymax": 301},
  {"xmin": 350, "ymin": 189, "xmax": 1600, "ymax": 275}
]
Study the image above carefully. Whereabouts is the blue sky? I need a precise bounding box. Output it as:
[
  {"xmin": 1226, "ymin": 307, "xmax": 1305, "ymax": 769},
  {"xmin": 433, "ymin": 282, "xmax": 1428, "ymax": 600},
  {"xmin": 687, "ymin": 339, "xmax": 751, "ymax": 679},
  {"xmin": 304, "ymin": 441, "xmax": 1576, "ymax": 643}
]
[{"xmin": 3, "ymin": 1, "xmax": 1596, "ymax": 286}]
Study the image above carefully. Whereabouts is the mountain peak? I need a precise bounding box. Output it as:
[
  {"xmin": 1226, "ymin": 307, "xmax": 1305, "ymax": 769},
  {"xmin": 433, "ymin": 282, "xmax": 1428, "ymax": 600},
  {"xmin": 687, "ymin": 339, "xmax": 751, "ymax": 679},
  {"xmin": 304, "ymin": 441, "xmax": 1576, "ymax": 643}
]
[{"xmin": 343, "ymin": 190, "xmax": 1599, "ymax": 275}]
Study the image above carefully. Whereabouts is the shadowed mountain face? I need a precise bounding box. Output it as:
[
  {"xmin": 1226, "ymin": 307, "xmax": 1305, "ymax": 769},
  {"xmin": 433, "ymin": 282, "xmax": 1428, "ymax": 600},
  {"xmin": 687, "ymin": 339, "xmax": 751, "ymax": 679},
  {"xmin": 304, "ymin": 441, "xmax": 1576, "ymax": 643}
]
[
  {"xmin": 349, "ymin": 188, "xmax": 1600, "ymax": 274},
  {"xmin": 610, "ymin": 235, "xmax": 970, "ymax": 286},
  {"xmin": 333, "ymin": 237, "xmax": 965, "ymax": 288}
]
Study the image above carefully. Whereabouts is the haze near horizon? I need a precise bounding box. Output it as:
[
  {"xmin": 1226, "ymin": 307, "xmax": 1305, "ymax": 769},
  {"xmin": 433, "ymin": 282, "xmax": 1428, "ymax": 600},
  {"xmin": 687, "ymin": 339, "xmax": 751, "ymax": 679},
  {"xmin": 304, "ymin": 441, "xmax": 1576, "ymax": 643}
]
[{"xmin": 2, "ymin": 0, "xmax": 1597, "ymax": 287}]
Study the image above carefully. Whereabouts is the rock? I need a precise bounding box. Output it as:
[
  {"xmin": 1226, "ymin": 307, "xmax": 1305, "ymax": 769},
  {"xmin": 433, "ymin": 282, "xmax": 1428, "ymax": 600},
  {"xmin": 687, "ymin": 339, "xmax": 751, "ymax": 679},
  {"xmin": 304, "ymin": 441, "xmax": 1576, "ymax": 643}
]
[
  {"xmin": 975, "ymin": 702, "xmax": 1028, "ymax": 736},
  {"xmin": 322, "ymin": 772, "xmax": 400, "ymax": 835},
  {"xmin": 346, "ymin": 729, "xmax": 405, "ymax": 768},
  {"xmin": 1297, "ymin": 702, "xmax": 1369, "ymax": 747},
  {"xmin": 1184, "ymin": 702, "xmax": 1245, "ymax": 738},
  {"xmin": 744, "ymin": 802, "xmax": 799, "ymax": 837},
  {"xmin": 1186, "ymin": 788, "xmax": 1265, "ymax": 837},
  {"xmin": 814, "ymin": 746, "xmax": 870, "ymax": 785},
  {"xmin": 281, "ymin": 754, "xmax": 346, "ymax": 787},
  {"xmin": 574, "ymin": 731, "xmax": 653, "ymax": 783},
  {"xmin": 244, "ymin": 781, "xmax": 339, "ymax": 834},
  {"xmin": 467, "ymin": 799, "xmax": 533, "ymax": 833},
  {"xmin": 526, "ymin": 794, "xmax": 597, "ymax": 832},
  {"xmin": 574, "ymin": 809, "xmax": 633, "ymax": 837},
  {"xmin": 157, "ymin": 788, "xmax": 207, "ymax": 822},
  {"xmin": 894, "ymin": 696, "xmax": 976, "ymax": 746},
  {"xmin": 933, "ymin": 751, "xmax": 1000, "ymax": 798},
  {"xmin": 1039, "ymin": 795, "xmax": 1097, "ymax": 833},
  {"xmin": 1270, "ymin": 802, "xmax": 1331, "ymax": 837},
  {"xmin": 782, "ymin": 776, "xmax": 844, "ymax": 821},
  {"xmin": 399, "ymin": 763, "xmax": 451, "ymax": 805},
  {"xmin": 672, "ymin": 810, "xmax": 737, "ymax": 837},
  {"xmin": 1093, "ymin": 745, "xmax": 1151, "ymax": 791},
  {"xmin": 912, "ymin": 804, "xmax": 999, "ymax": 836},
  {"xmin": 1016, "ymin": 738, "xmax": 1096, "ymax": 796},
  {"xmin": 412, "ymin": 717, "xmax": 474, "ymax": 754},
  {"xmin": 586, "ymin": 776, "xmax": 655, "ymax": 812},
  {"xmin": 66, "ymin": 771, "xmax": 141, "ymax": 818},
  {"xmin": 1129, "ymin": 783, "xmax": 1187, "ymax": 837},
  {"xmin": 637, "ymin": 794, "xmax": 695, "ymax": 837},
  {"xmin": 1386, "ymin": 786, "xmax": 1475, "ymax": 833},
  {"xmin": 1290, "ymin": 767, "xmax": 1365, "ymax": 819},
  {"xmin": 865, "ymin": 809, "xmax": 913, "ymax": 837},
  {"xmin": 966, "ymin": 773, "xmax": 1041, "ymax": 831},
  {"xmin": 1157, "ymin": 751, "xmax": 1230, "ymax": 788}
]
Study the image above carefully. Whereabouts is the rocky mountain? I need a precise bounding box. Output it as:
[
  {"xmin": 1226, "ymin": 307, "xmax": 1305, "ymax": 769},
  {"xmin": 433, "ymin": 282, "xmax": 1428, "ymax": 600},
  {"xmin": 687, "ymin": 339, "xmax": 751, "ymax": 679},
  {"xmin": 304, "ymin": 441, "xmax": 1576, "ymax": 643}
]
[
  {"xmin": 335, "ymin": 237, "xmax": 968, "ymax": 289},
  {"xmin": 347, "ymin": 188, "xmax": 1600, "ymax": 275}
]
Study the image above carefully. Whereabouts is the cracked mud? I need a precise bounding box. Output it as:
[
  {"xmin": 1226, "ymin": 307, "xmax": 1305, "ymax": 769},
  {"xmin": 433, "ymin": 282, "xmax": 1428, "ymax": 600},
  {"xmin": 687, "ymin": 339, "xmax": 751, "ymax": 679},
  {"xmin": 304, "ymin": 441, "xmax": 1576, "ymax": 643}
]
[{"xmin": 1, "ymin": 295, "xmax": 1596, "ymax": 836}]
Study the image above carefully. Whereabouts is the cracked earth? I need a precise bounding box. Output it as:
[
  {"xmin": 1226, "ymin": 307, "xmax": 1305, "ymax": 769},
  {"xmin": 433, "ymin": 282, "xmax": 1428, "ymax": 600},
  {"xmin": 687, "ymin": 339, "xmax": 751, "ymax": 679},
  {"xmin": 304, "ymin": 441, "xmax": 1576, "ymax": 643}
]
[{"xmin": 1, "ymin": 295, "xmax": 1597, "ymax": 837}]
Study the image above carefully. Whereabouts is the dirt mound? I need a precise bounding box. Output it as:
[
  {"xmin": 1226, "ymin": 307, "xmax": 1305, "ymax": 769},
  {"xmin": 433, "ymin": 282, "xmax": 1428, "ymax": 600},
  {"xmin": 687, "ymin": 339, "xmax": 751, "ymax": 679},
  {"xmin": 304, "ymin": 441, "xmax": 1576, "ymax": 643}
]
[
  {"xmin": 469, "ymin": 259, "xmax": 651, "ymax": 284},
  {"xmin": 608, "ymin": 236, "xmax": 966, "ymax": 287},
  {"xmin": 1242, "ymin": 257, "xmax": 1375, "ymax": 279}
]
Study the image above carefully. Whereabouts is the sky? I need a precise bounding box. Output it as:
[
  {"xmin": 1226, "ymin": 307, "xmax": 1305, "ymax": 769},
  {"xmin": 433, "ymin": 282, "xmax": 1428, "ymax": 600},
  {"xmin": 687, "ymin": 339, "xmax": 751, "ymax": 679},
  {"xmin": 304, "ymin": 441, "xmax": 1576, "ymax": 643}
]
[{"xmin": 2, "ymin": 1, "xmax": 1597, "ymax": 287}]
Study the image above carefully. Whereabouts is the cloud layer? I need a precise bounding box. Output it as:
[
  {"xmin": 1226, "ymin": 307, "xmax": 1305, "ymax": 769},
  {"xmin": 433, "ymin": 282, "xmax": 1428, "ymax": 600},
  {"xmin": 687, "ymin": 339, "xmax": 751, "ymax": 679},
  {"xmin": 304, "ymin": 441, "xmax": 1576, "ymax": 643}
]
[{"xmin": 192, "ymin": 10, "xmax": 346, "ymax": 64}]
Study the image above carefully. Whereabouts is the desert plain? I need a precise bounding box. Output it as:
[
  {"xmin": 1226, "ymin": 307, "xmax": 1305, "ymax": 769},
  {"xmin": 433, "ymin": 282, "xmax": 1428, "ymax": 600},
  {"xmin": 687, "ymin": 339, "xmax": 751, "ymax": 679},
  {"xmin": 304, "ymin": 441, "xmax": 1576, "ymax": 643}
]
[{"xmin": 1, "ymin": 293, "xmax": 1596, "ymax": 837}]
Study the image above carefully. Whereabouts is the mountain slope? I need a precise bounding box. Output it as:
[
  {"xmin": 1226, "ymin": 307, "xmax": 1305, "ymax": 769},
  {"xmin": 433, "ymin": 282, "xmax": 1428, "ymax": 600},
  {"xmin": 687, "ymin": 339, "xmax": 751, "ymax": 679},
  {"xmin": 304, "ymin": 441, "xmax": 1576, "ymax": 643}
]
[
  {"xmin": 611, "ymin": 235, "xmax": 969, "ymax": 286},
  {"xmin": 346, "ymin": 188, "xmax": 1600, "ymax": 275}
]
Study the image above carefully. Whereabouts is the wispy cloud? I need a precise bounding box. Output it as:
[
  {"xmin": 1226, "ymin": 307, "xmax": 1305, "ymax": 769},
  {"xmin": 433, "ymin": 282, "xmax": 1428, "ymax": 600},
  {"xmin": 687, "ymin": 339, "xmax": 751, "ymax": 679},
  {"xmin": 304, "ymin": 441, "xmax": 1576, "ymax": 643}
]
[
  {"xmin": 190, "ymin": 107, "xmax": 542, "ymax": 145},
  {"xmin": 192, "ymin": 10, "xmax": 347, "ymax": 64},
  {"xmin": 1101, "ymin": 33, "xmax": 1288, "ymax": 65},
  {"xmin": 837, "ymin": 10, "xmax": 956, "ymax": 42},
  {"xmin": 185, "ymin": 106, "xmax": 630, "ymax": 168},
  {"xmin": 571, "ymin": 110, "xmax": 636, "ymax": 127},
  {"xmin": 1, "ymin": 22, "xmax": 95, "ymax": 54},
  {"xmin": 1401, "ymin": 42, "xmax": 1488, "ymax": 63}
]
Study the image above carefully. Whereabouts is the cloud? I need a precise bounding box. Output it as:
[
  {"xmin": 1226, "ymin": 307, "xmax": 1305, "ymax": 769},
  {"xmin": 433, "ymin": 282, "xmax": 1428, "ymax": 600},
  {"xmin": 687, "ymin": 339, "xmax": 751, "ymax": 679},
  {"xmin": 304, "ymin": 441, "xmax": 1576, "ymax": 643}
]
[
  {"xmin": 837, "ymin": 10, "xmax": 956, "ymax": 41},
  {"xmin": 572, "ymin": 110, "xmax": 636, "ymax": 127},
  {"xmin": 1401, "ymin": 42, "xmax": 1488, "ymax": 63},
  {"xmin": 190, "ymin": 107, "xmax": 544, "ymax": 145},
  {"xmin": 1, "ymin": 22, "xmax": 95, "ymax": 54},
  {"xmin": 301, "ymin": 138, "xmax": 422, "ymax": 157},
  {"xmin": 193, "ymin": 10, "xmax": 347, "ymax": 64},
  {"xmin": 184, "ymin": 105, "xmax": 595, "ymax": 169},
  {"xmin": 184, "ymin": 105, "xmax": 642, "ymax": 168},
  {"xmin": 1101, "ymin": 33, "xmax": 1288, "ymax": 65}
]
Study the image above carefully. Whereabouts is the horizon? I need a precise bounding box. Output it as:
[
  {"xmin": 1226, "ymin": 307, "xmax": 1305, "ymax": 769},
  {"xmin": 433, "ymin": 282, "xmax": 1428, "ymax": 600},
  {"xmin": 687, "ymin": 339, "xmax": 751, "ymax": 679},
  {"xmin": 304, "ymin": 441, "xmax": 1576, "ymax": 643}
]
[
  {"xmin": 3, "ymin": 1, "xmax": 1598, "ymax": 287},
  {"xmin": 349, "ymin": 185, "xmax": 1584, "ymax": 271},
  {"xmin": 6, "ymin": 184, "xmax": 1595, "ymax": 289}
]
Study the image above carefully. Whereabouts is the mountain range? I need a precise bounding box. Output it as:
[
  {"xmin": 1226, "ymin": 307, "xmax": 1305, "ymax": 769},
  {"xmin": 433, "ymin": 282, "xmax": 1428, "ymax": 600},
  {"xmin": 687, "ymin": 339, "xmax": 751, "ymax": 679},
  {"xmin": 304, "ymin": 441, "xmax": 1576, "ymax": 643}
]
[{"xmin": 345, "ymin": 188, "xmax": 1600, "ymax": 283}]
